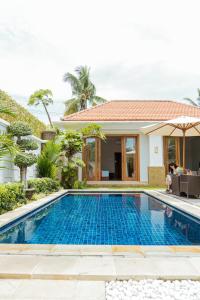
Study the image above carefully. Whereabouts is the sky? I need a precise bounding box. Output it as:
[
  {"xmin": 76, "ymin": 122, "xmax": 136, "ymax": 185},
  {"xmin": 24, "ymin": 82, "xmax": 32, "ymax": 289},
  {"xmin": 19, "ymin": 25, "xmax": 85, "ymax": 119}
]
[{"xmin": 1, "ymin": 0, "xmax": 200, "ymax": 124}]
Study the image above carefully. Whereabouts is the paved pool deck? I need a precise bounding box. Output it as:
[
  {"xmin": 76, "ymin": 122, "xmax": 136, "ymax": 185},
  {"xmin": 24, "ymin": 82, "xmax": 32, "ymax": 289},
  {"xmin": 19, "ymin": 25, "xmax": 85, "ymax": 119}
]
[
  {"xmin": 0, "ymin": 279, "xmax": 105, "ymax": 300},
  {"xmin": 0, "ymin": 189, "xmax": 200, "ymax": 282}
]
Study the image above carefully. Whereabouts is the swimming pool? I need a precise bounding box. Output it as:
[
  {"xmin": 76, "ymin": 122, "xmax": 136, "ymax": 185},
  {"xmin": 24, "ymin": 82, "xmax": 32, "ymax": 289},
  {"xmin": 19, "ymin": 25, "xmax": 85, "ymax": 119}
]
[{"xmin": 0, "ymin": 193, "xmax": 200, "ymax": 245}]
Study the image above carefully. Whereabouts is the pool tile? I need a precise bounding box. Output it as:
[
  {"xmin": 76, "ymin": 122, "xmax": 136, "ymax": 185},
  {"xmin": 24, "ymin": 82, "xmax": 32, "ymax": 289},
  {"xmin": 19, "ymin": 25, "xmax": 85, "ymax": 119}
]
[{"xmin": 0, "ymin": 193, "xmax": 199, "ymax": 245}]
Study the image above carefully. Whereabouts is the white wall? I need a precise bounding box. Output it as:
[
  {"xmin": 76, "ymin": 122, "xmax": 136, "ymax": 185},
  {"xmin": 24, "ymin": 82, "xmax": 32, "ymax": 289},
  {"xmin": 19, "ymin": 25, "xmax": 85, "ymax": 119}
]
[
  {"xmin": 148, "ymin": 135, "xmax": 164, "ymax": 167},
  {"xmin": 0, "ymin": 118, "xmax": 43, "ymax": 184}
]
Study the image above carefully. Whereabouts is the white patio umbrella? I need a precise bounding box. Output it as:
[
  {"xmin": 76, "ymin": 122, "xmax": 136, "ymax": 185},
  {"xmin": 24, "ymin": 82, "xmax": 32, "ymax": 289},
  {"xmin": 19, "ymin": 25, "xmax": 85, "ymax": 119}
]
[{"xmin": 141, "ymin": 116, "xmax": 200, "ymax": 170}]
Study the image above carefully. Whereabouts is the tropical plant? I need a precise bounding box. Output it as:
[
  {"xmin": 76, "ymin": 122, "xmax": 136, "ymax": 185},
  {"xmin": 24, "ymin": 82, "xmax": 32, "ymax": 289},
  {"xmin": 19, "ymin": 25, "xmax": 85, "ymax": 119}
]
[
  {"xmin": 0, "ymin": 90, "xmax": 45, "ymax": 137},
  {"xmin": 59, "ymin": 130, "xmax": 84, "ymax": 188},
  {"xmin": 184, "ymin": 89, "xmax": 200, "ymax": 106},
  {"xmin": 63, "ymin": 66, "xmax": 106, "ymax": 115},
  {"xmin": 8, "ymin": 121, "xmax": 38, "ymax": 189},
  {"xmin": 28, "ymin": 89, "xmax": 54, "ymax": 128},
  {"xmin": 59, "ymin": 124, "xmax": 105, "ymax": 188},
  {"xmin": 37, "ymin": 140, "xmax": 60, "ymax": 179},
  {"xmin": 0, "ymin": 133, "xmax": 18, "ymax": 166}
]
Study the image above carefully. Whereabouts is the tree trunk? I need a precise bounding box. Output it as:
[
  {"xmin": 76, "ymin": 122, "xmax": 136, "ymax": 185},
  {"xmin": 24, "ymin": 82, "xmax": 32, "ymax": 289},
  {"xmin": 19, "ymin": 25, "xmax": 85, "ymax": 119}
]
[
  {"xmin": 42, "ymin": 103, "xmax": 54, "ymax": 128},
  {"xmin": 80, "ymin": 99, "xmax": 87, "ymax": 111},
  {"xmin": 21, "ymin": 167, "xmax": 28, "ymax": 189},
  {"xmin": 20, "ymin": 167, "xmax": 23, "ymax": 183}
]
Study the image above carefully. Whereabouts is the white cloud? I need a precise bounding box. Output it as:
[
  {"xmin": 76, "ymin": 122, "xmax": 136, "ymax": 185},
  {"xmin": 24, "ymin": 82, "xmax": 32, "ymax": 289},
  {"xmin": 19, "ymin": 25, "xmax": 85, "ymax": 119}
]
[{"xmin": 1, "ymin": 0, "xmax": 200, "ymax": 123}]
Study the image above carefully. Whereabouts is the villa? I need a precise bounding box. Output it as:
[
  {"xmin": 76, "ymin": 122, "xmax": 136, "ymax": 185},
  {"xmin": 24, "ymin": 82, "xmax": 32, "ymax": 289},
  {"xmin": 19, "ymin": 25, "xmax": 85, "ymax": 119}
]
[{"xmin": 55, "ymin": 100, "xmax": 200, "ymax": 185}]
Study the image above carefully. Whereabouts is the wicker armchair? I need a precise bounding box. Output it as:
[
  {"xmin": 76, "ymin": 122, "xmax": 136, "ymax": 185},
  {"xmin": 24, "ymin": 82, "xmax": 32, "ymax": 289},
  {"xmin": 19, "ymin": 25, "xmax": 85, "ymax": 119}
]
[
  {"xmin": 180, "ymin": 175, "xmax": 200, "ymax": 198},
  {"xmin": 171, "ymin": 175, "xmax": 180, "ymax": 196}
]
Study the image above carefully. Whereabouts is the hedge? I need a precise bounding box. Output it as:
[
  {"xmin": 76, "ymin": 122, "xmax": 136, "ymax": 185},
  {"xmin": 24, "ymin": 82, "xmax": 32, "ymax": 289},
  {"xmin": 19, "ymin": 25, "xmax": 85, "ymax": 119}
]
[
  {"xmin": 28, "ymin": 178, "xmax": 60, "ymax": 194},
  {"xmin": 0, "ymin": 90, "xmax": 46, "ymax": 137},
  {"xmin": 0, "ymin": 183, "xmax": 26, "ymax": 214}
]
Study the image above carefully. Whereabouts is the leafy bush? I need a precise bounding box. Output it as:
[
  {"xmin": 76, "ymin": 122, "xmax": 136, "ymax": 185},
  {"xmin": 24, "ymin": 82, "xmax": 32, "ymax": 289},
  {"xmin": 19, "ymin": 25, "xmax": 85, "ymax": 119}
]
[
  {"xmin": 0, "ymin": 90, "xmax": 46, "ymax": 137},
  {"xmin": 28, "ymin": 178, "xmax": 60, "ymax": 194},
  {"xmin": 0, "ymin": 183, "xmax": 25, "ymax": 214},
  {"xmin": 73, "ymin": 180, "xmax": 87, "ymax": 189}
]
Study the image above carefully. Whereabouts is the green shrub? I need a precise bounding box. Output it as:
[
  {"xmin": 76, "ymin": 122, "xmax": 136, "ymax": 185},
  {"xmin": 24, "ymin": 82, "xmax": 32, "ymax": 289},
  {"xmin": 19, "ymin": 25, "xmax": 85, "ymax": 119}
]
[
  {"xmin": 8, "ymin": 121, "xmax": 32, "ymax": 137},
  {"xmin": 0, "ymin": 183, "xmax": 25, "ymax": 214},
  {"xmin": 14, "ymin": 153, "xmax": 37, "ymax": 168},
  {"xmin": 28, "ymin": 178, "xmax": 60, "ymax": 194},
  {"xmin": 17, "ymin": 139, "xmax": 38, "ymax": 150}
]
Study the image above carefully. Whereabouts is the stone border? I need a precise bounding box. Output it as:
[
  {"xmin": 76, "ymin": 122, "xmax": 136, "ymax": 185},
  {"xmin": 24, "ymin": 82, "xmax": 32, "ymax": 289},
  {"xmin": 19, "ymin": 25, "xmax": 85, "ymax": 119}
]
[
  {"xmin": 146, "ymin": 190, "xmax": 200, "ymax": 220},
  {"xmin": 0, "ymin": 189, "xmax": 200, "ymax": 257}
]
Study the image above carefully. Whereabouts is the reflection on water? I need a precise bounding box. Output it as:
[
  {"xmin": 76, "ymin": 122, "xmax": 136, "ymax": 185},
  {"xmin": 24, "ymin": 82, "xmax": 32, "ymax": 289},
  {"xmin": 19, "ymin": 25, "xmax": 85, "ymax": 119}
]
[{"xmin": 0, "ymin": 193, "xmax": 199, "ymax": 245}]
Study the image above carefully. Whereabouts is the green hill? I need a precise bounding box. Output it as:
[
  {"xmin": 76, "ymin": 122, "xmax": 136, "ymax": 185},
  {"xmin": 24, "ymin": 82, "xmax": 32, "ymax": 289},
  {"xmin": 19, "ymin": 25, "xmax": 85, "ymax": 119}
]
[{"xmin": 0, "ymin": 90, "xmax": 46, "ymax": 138}]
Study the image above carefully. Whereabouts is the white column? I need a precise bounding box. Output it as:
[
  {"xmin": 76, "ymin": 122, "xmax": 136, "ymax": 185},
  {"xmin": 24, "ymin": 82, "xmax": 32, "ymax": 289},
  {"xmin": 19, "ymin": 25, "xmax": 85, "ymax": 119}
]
[
  {"xmin": 148, "ymin": 136, "xmax": 164, "ymax": 166},
  {"xmin": 139, "ymin": 134, "xmax": 149, "ymax": 182}
]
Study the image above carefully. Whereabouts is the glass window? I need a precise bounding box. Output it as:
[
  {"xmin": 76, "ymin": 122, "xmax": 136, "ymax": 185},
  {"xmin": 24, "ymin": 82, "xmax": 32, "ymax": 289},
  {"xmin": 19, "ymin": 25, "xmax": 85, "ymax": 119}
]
[
  {"xmin": 86, "ymin": 138, "xmax": 96, "ymax": 179},
  {"xmin": 125, "ymin": 137, "xmax": 136, "ymax": 178},
  {"xmin": 167, "ymin": 137, "xmax": 176, "ymax": 163}
]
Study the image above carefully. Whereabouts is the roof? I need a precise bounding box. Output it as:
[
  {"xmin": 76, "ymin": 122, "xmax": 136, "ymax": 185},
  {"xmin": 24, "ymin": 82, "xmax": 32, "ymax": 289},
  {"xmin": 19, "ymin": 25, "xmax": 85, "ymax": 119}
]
[{"xmin": 61, "ymin": 100, "xmax": 200, "ymax": 122}]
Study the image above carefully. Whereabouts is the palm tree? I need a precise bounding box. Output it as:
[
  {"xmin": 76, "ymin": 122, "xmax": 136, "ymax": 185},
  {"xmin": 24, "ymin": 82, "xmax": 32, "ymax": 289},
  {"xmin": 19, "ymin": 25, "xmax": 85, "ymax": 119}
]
[
  {"xmin": 184, "ymin": 89, "xmax": 200, "ymax": 106},
  {"xmin": 28, "ymin": 89, "xmax": 54, "ymax": 128},
  {"xmin": 63, "ymin": 66, "xmax": 106, "ymax": 115}
]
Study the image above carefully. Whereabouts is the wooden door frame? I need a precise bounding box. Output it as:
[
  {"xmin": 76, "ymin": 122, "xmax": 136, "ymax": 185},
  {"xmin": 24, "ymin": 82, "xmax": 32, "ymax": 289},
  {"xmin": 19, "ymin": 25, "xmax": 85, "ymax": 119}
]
[
  {"xmin": 82, "ymin": 137, "xmax": 101, "ymax": 181},
  {"xmin": 83, "ymin": 134, "xmax": 140, "ymax": 181},
  {"xmin": 121, "ymin": 135, "xmax": 139, "ymax": 181}
]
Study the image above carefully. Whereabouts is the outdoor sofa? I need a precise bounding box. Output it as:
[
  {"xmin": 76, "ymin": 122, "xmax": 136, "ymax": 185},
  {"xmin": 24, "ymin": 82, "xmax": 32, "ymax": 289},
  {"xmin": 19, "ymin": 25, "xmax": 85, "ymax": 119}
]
[{"xmin": 172, "ymin": 174, "xmax": 200, "ymax": 198}]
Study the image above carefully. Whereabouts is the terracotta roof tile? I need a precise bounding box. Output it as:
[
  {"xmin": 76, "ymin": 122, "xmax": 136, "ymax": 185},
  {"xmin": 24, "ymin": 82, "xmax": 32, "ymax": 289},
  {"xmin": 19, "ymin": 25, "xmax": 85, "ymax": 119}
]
[{"xmin": 62, "ymin": 100, "xmax": 200, "ymax": 121}]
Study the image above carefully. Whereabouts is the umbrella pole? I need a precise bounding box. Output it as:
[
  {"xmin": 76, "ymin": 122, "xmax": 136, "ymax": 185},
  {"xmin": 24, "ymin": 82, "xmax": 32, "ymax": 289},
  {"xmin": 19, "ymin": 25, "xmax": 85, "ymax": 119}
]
[{"xmin": 183, "ymin": 130, "xmax": 186, "ymax": 171}]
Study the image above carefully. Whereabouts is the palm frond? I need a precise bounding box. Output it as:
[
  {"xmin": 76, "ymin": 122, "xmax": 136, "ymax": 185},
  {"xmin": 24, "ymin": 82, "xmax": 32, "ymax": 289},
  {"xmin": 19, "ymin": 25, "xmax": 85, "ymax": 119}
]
[
  {"xmin": 64, "ymin": 98, "xmax": 80, "ymax": 115},
  {"xmin": 75, "ymin": 65, "xmax": 90, "ymax": 78},
  {"xmin": 89, "ymin": 95, "xmax": 107, "ymax": 106},
  {"xmin": 183, "ymin": 97, "xmax": 198, "ymax": 106},
  {"xmin": 0, "ymin": 133, "xmax": 18, "ymax": 159},
  {"xmin": 28, "ymin": 89, "xmax": 53, "ymax": 106},
  {"xmin": 63, "ymin": 73, "xmax": 82, "ymax": 94}
]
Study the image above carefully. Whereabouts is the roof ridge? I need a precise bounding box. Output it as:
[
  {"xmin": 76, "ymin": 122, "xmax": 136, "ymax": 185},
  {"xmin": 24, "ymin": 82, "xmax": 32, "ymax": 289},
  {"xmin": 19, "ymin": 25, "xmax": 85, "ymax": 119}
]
[{"xmin": 109, "ymin": 99, "xmax": 176, "ymax": 102}]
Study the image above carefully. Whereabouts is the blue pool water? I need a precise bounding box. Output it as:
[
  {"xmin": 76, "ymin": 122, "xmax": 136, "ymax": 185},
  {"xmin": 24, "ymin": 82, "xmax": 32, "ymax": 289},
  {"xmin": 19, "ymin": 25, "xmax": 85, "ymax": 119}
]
[{"xmin": 0, "ymin": 193, "xmax": 200, "ymax": 245}]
